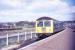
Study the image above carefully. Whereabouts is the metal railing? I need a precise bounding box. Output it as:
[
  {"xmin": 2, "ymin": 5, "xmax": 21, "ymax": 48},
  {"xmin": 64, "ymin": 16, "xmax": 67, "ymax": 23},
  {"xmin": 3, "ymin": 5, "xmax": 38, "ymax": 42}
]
[{"xmin": 0, "ymin": 31, "xmax": 37, "ymax": 49}]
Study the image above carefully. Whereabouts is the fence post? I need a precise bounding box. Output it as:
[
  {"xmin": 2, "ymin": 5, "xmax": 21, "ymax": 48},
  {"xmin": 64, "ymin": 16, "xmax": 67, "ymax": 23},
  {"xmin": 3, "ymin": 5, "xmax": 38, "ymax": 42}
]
[
  {"xmin": 6, "ymin": 33, "xmax": 8, "ymax": 47},
  {"xmin": 17, "ymin": 33, "xmax": 20, "ymax": 43},
  {"xmin": 24, "ymin": 32, "xmax": 27, "ymax": 40},
  {"xmin": 31, "ymin": 31, "xmax": 33, "ymax": 39},
  {"xmin": 35, "ymin": 33, "xmax": 37, "ymax": 38}
]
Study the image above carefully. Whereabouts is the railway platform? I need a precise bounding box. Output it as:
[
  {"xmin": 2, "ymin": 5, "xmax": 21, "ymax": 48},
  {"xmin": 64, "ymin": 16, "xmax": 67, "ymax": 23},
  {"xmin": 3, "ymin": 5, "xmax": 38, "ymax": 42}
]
[{"xmin": 19, "ymin": 27, "xmax": 74, "ymax": 50}]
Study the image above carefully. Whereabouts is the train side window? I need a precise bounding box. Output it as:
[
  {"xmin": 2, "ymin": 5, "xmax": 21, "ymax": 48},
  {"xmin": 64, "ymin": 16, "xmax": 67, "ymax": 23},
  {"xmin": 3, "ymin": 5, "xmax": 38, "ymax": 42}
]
[
  {"xmin": 37, "ymin": 21, "xmax": 43, "ymax": 27},
  {"xmin": 44, "ymin": 21, "xmax": 50, "ymax": 27}
]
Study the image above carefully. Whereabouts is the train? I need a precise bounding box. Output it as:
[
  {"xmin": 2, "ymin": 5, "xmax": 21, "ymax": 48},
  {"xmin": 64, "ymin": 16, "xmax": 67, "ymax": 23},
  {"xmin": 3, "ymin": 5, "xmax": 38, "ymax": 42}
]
[{"xmin": 35, "ymin": 16, "xmax": 64, "ymax": 38}]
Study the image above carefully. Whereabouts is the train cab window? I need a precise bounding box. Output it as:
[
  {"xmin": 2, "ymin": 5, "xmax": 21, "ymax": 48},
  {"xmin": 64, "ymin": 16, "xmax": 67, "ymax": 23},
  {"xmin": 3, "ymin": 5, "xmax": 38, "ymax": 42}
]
[
  {"xmin": 44, "ymin": 21, "xmax": 50, "ymax": 26},
  {"xmin": 37, "ymin": 21, "xmax": 43, "ymax": 27}
]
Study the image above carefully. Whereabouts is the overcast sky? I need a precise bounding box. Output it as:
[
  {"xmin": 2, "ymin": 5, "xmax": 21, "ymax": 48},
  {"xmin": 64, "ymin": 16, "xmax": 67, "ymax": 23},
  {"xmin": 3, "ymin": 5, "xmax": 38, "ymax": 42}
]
[{"xmin": 0, "ymin": 0, "xmax": 75, "ymax": 22}]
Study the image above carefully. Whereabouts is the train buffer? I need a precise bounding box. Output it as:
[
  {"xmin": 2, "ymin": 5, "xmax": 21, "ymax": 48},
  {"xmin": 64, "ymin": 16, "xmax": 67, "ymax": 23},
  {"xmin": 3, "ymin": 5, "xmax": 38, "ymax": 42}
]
[{"xmin": 18, "ymin": 27, "xmax": 74, "ymax": 50}]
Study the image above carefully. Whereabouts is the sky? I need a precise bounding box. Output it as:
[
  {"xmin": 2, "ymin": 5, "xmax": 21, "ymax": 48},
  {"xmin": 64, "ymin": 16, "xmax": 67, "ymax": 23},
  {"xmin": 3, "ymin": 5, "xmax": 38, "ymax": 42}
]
[{"xmin": 0, "ymin": 0, "xmax": 75, "ymax": 22}]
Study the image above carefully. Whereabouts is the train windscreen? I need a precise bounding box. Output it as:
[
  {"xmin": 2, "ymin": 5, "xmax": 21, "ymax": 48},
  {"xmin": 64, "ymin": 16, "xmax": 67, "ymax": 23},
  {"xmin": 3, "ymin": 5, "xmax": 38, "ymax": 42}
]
[
  {"xmin": 44, "ymin": 21, "xmax": 51, "ymax": 27},
  {"xmin": 37, "ymin": 21, "xmax": 43, "ymax": 27}
]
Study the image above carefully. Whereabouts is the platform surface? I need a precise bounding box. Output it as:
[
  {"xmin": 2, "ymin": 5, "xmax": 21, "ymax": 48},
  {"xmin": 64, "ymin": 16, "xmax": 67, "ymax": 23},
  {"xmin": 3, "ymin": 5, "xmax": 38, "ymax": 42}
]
[{"xmin": 19, "ymin": 28, "xmax": 74, "ymax": 50}]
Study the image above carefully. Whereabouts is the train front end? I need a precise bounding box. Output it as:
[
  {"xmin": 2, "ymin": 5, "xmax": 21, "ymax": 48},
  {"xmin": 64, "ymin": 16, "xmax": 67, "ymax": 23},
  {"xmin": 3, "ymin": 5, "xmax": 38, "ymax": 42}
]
[
  {"xmin": 35, "ymin": 20, "xmax": 54, "ymax": 33},
  {"xmin": 35, "ymin": 17, "xmax": 54, "ymax": 38}
]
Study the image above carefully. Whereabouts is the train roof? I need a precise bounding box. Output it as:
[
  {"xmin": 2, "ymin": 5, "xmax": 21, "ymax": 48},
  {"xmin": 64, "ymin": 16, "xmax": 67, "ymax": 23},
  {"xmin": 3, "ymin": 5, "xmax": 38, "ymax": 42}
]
[{"xmin": 36, "ymin": 16, "xmax": 55, "ymax": 21}]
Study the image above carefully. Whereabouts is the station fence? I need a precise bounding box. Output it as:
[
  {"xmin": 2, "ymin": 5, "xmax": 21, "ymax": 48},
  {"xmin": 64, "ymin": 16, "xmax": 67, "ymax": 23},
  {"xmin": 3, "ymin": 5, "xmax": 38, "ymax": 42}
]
[{"xmin": 0, "ymin": 31, "xmax": 37, "ymax": 49}]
